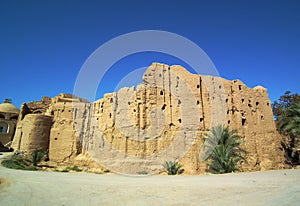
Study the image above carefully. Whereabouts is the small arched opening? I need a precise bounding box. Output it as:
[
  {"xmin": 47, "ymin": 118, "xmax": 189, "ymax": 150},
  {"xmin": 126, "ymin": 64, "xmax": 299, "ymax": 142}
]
[{"xmin": 0, "ymin": 122, "xmax": 9, "ymax": 133}]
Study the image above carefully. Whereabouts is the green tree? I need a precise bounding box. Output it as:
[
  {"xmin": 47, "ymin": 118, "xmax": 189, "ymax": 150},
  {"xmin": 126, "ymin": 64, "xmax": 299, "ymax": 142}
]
[
  {"xmin": 277, "ymin": 102, "xmax": 300, "ymax": 165},
  {"xmin": 272, "ymin": 91, "xmax": 300, "ymax": 165},
  {"xmin": 205, "ymin": 125, "xmax": 247, "ymax": 174},
  {"xmin": 278, "ymin": 102, "xmax": 300, "ymax": 137},
  {"xmin": 272, "ymin": 91, "xmax": 300, "ymax": 120}
]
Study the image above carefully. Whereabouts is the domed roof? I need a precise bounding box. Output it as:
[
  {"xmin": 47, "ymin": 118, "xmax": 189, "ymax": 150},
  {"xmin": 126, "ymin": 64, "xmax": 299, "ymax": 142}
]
[{"xmin": 0, "ymin": 103, "xmax": 19, "ymax": 114}]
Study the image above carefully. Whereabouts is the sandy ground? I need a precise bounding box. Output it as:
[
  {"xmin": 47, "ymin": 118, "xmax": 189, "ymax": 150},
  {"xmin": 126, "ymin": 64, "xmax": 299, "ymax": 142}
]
[{"xmin": 0, "ymin": 153, "xmax": 299, "ymax": 206}]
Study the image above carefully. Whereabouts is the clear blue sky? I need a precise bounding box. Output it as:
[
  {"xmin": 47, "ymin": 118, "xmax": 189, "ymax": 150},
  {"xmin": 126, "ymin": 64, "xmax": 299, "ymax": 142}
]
[{"xmin": 1, "ymin": 0, "xmax": 299, "ymax": 108}]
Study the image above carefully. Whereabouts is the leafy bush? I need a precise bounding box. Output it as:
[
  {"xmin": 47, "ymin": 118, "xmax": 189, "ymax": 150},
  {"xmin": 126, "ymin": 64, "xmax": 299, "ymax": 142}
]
[{"xmin": 162, "ymin": 160, "xmax": 182, "ymax": 175}]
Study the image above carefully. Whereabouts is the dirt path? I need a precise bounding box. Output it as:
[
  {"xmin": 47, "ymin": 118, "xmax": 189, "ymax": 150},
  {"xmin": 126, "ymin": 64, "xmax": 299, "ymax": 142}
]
[{"xmin": 0, "ymin": 164, "xmax": 299, "ymax": 206}]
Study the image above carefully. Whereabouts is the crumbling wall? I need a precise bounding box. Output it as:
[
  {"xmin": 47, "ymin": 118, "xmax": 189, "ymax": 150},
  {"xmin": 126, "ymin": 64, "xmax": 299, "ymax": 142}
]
[
  {"xmin": 11, "ymin": 63, "xmax": 285, "ymax": 174},
  {"xmin": 77, "ymin": 63, "xmax": 284, "ymax": 174},
  {"xmin": 224, "ymin": 80, "xmax": 284, "ymax": 171},
  {"xmin": 12, "ymin": 94, "xmax": 88, "ymax": 162},
  {"xmin": 46, "ymin": 94, "xmax": 88, "ymax": 162},
  {"xmin": 12, "ymin": 113, "xmax": 52, "ymax": 154},
  {"xmin": 27, "ymin": 96, "xmax": 52, "ymax": 114}
]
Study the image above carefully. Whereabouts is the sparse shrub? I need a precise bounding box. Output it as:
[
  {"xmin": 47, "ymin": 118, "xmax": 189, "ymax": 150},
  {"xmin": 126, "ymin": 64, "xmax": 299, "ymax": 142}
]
[
  {"xmin": 66, "ymin": 166, "xmax": 82, "ymax": 172},
  {"xmin": 1, "ymin": 154, "xmax": 36, "ymax": 170},
  {"xmin": 163, "ymin": 160, "xmax": 182, "ymax": 175},
  {"xmin": 54, "ymin": 166, "xmax": 82, "ymax": 173},
  {"xmin": 137, "ymin": 170, "xmax": 148, "ymax": 175},
  {"xmin": 1, "ymin": 150, "xmax": 47, "ymax": 170}
]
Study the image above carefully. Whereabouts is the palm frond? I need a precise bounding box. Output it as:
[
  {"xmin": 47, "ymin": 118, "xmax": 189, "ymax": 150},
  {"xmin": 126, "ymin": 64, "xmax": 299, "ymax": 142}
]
[{"xmin": 205, "ymin": 125, "xmax": 247, "ymax": 174}]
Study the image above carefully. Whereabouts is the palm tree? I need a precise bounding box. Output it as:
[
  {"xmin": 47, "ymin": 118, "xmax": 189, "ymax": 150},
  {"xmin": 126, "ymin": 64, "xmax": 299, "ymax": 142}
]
[
  {"xmin": 31, "ymin": 150, "xmax": 47, "ymax": 166},
  {"xmin": 205, "ymin": 125, "xmax": 247, "ymax": 174},
  {"xmin": 162, "ymin": 160, "xmax": 183, "ymax": 175}
]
